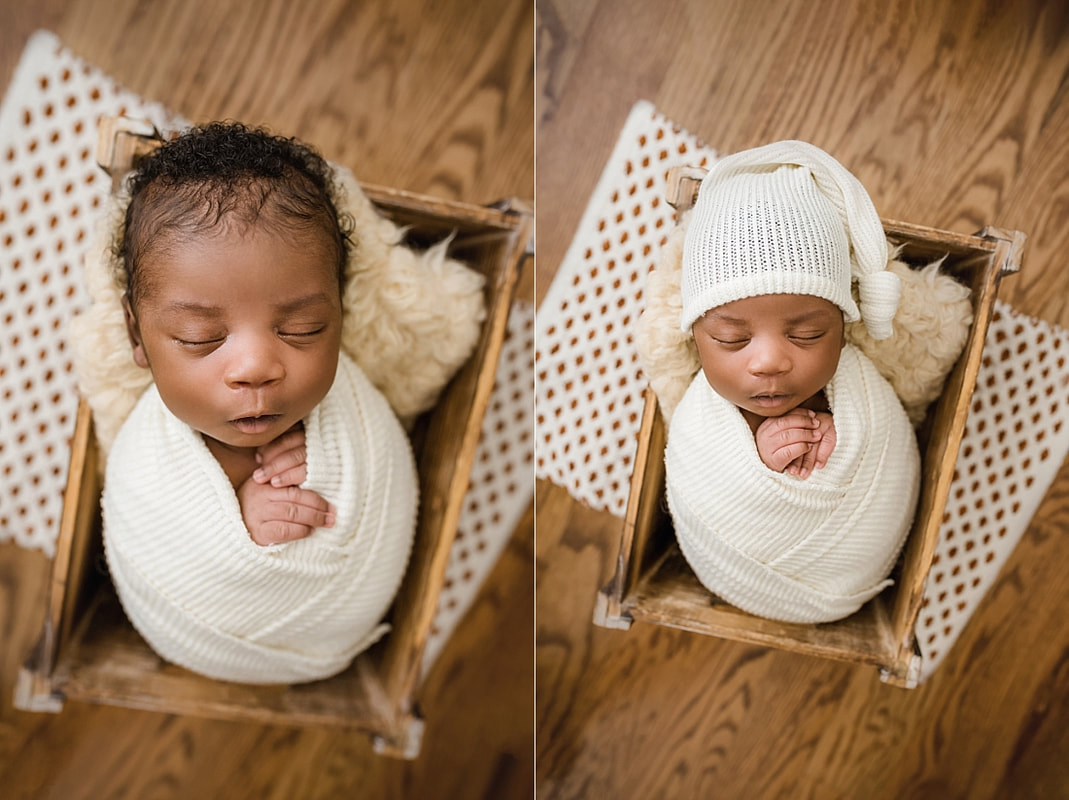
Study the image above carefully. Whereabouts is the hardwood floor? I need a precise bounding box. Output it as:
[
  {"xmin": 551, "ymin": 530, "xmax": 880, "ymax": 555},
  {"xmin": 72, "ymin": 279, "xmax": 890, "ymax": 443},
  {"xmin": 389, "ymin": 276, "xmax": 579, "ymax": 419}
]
[
  {"xmin": 536, "ymin": 0, "xmax": 1069, "ymax": 797},
  {"xmin": 0, "ymin": 1, "xmax": 534, "ymax": 798}
]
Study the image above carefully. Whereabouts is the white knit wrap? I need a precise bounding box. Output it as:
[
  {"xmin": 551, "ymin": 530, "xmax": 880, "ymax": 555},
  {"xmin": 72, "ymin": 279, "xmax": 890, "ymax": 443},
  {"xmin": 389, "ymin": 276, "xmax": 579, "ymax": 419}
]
[
  {"xmin": 664, "ymin": 344, "xmax": 920, "ymax": 623},
  {"xmin": 102, "ymin": 352, "xmax": 418, "ymax": 684},
  {"xmin": 681, "ymin": 140, "xmax": 900, "ymax": 340}
]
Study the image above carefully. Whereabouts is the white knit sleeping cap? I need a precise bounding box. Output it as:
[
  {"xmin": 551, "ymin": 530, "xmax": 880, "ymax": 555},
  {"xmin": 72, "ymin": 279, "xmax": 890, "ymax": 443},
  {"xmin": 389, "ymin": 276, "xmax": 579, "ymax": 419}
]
[{"xmin": 680, "ymin": 140, "xmax": 900, "ymax": 339}]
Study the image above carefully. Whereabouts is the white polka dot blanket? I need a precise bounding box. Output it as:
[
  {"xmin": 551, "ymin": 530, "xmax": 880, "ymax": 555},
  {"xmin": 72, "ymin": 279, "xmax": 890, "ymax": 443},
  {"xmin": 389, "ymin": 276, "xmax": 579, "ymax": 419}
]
[
  {"xmin": 535, "ymin": 100, "xmax": 1069, "ymax": 682},
  {"xmin": 0, "ymin": 30, "xmax": 534, "ymax": 676}
]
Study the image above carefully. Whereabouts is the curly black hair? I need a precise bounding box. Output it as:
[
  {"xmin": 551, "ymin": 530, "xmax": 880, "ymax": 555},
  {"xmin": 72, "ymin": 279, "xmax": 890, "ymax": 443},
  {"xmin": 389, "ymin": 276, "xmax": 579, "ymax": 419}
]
[{"xmin": 120, "ymin": 122, "xmax": 351, "ymax": 305}]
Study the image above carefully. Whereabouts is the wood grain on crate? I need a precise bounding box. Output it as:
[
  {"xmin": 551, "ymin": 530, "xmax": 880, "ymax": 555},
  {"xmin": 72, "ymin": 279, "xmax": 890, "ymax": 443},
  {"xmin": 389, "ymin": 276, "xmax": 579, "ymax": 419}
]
[{"xmin": 536, "ymin": 0, "xmax": 1069, "ymax": 797}]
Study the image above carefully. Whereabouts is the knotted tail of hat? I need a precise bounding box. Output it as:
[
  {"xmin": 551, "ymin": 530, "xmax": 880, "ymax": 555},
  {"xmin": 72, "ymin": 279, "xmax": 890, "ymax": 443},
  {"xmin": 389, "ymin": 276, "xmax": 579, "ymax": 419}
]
[{"xmin": 690, "ymin": 140, "xmax": 900, "ymax": 340}]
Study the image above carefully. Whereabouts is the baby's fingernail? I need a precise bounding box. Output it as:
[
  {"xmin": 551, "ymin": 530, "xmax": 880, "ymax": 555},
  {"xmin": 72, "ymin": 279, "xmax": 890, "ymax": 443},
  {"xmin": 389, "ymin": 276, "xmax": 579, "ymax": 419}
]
[
  {"xmin": 253, "ymin": 468, "xmax": 267, "ymax": 483},
  {"xmin": 325, "ymin": 514, "xmax": 336, "ymax": 527},
  {"xmin": 271, "ymin": 476, "xmax": 284, "ymax": 487}
]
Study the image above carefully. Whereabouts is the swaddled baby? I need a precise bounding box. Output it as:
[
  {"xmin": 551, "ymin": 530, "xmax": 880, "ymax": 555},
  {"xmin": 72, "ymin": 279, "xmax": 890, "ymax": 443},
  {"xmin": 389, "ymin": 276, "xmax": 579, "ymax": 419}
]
[
  {"xmin": 664, "ymin": 141, "xmax": 921, "ymax": 624},
  {"xmin": 99, "ymin": 123, "xmax": 421, "ymax": 683}
]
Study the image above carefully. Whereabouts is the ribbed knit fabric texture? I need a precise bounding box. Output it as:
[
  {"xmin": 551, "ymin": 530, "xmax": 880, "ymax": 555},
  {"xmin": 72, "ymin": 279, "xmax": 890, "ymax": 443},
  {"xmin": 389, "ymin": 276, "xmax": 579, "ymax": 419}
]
[
  {"xmin": 664, "ymin": 344, "xmax": 920, "ymax": 623},
  {"xmin": 681, "ymin": 141, "xmax": 900, "ymax": 340},
  {"xmin": 102, "ymin": 352, "xmax": 418, "ymax": 684}
]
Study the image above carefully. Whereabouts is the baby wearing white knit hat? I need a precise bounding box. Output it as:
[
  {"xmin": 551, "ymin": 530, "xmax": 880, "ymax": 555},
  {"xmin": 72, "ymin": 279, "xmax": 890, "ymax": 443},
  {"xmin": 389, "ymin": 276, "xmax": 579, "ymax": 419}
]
[{"xmin": 664, "ymin": 141, "xmax": 921, "ymax": 624}]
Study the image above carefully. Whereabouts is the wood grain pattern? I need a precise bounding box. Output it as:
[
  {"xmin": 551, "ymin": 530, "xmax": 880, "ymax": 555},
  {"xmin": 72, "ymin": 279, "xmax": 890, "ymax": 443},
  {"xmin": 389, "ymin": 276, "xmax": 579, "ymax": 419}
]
[
  {"xmin": 0, "ymin": 0, "xmax": 533, "ymax": 796},
  {"xmin": 536, "ymin": 0, "xmax": 1069, "ymax": 796}
]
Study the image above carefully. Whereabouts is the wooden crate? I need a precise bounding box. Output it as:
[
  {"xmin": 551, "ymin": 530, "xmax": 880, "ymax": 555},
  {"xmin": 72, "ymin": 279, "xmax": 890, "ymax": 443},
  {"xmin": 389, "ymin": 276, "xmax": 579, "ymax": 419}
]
[
  {"xmin": 594, "ymin": 166, "xmax": 1025, "ymax": 687},
  {"xmin": 15, "ymin": 118, "xmax": 533, "ymax": 757}
]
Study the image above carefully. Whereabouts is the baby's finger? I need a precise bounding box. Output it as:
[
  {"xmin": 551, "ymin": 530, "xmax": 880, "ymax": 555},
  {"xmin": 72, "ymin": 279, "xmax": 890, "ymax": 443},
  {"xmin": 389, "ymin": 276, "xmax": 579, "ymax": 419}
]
[
  {"xmin": 770, "ymin": 424, "xmax": 822, "ymax": 449},
  {"xmin": 773, "ymin": 441, "xmax": 813, "ymax": 471},
  {"xmin": 765, "ymin": 410, "xmax": 818, "ymax": 431},
  {"xmin": 274, "ymin": 486, "xmax": 337, "ymax": 527},
  {"xmin": 815, "ymin": 431, "xmax": 837, "ymax": 469},
  {"xmin": 812, "ymin": 446, "xmax": 829, "ymax": 470},
  {"xmin": 796, "ymin": 440, "xmax": 818, "ymax": 478},
  {"xmin": 256, "ymin": 427, "xmax": 305, "ymax": 464},
  {"xmin": 252, "ymin": 521, "xmax": 315, "ymax": 546},
  {"xmin": 267, "ymin": 463, "xmax": 308, "ymax": 488},
  {"xmin": 254, "ymin": 444, "xmax": 308, "ymax": 484}
]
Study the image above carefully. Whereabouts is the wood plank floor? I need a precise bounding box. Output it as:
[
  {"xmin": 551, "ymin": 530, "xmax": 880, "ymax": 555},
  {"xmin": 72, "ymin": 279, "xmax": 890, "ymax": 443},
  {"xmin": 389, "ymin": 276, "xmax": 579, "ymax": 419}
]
[
  {"xmin": 536, "ymin": 0, "xmax": 1069, "ymax": 797},
  {"xmin": 0, "ymin": 1, "xmax": 534, "ymax": 798}
]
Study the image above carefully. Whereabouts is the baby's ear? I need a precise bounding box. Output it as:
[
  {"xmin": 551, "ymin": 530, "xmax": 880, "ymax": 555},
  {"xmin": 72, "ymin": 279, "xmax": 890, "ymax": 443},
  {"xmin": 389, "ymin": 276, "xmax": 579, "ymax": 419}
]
[{"xmin": 121, "ymin": 294, "xmax": 150, "ymax": 369}]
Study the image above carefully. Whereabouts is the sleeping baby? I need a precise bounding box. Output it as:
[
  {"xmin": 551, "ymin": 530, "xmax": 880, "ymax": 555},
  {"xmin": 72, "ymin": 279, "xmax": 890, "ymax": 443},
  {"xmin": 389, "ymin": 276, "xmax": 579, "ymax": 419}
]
[
  {"xmin": 95, "ymin": 123, "xmax": 427, "ymax": 684},
  {"xmin": 664, "ymin": 140, "xmax": 921, "ymax": 624}
]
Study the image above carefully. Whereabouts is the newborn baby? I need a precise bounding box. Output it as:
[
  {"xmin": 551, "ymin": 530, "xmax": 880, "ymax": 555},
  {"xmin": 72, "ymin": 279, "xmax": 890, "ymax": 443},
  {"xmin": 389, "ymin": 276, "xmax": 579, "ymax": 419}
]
[
  {"xmin": 664, "ymin": 141, "xmax": 921, "ymax": 624},
  {"xmin": 100, "ymin": 123, "xmax": 417, "ymax": 683}
]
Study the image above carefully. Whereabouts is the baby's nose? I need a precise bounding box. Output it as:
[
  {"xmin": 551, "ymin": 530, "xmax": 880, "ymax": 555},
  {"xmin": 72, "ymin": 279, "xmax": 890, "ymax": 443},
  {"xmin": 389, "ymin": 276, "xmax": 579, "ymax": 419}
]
[
  {"xmin": 748, "ymin": 343, "xmax": 791, "ymax": 376},
  {"xmin": 225, "ymin": 340, "xmax": 285, "ymax": 388}
]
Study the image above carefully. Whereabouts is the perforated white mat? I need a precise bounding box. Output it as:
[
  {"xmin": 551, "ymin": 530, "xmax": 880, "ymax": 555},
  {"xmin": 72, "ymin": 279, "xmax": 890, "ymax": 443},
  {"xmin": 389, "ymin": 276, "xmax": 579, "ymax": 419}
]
[
  {"xmin": 535, "ymin": 100, "xmax": 1069, "ymax": 681},
  {"xmin": 914, "ymin": 305, "xmax": 1068, "ymax": 677},
  {"xmin": 0, "ymin": 32, "xmax": 184, "ymax": 552},
  {"xmin": 0, "ymin": 30, "xmax": 533, "ymax": 675}
]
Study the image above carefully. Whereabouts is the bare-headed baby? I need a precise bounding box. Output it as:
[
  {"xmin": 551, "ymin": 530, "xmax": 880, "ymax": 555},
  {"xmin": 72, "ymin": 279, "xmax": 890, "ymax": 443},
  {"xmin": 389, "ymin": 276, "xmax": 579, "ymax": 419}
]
[
  {"xmin": 101, "ymin": 123, "xmax": 418, "ymax": 683},
  {"xmin": 664, "ymin": 141, "xmax": 921, "ymax": 624},
  {"xmin": 119, "ymin": 122, "xmax": 348, "ymax": 545}
]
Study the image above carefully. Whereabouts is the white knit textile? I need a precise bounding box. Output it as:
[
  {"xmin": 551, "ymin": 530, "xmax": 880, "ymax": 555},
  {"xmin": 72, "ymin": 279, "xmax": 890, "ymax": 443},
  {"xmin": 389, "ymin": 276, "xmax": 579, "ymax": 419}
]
[
  {"xmin": 103, "ymin": 352, "xmax": 417, "ymax": 684},
  {"xmin": 681, "ymin": 141, "xmax": 900, "ymax": 340},
  {"xmin": 664, "ymin": 344, "xmax": 920, "ymax": 623}
]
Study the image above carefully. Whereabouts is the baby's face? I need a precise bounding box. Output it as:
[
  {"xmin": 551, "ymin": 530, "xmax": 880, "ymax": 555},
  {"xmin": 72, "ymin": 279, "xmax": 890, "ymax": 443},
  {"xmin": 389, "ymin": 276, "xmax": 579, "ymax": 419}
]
[
  {"xmin": 124, "ymin": 223, "xmax": 343, "ymax": 454},
  {"xmin": 692, "ymin": 294, "xmax": 844, "ymax": 419}
]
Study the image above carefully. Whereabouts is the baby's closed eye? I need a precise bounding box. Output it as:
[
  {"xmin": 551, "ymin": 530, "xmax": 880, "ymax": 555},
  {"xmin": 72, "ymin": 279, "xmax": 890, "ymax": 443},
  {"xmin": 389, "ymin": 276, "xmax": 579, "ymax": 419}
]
[
  {"xmin": 789, "ymin": 330, "xmax": 827, "ymax": 342},
  {"xmin": 278, "ymin": 325, "xmax": 327, "ymax": 339},
  {"xmin": 174, "ymin": 333, "xmax": 226, "ymax": 349}
]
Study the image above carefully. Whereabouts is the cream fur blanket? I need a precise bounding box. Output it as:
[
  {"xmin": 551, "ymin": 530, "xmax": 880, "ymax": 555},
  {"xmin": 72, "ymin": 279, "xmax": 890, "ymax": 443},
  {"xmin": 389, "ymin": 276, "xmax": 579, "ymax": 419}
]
[
  {"xmin": 103, "ymin": 352, "xmax": 417, "ymax": 684},
  {"xmin": 664, "ymin": 344, "xmax": 921, "ymax": 623}
]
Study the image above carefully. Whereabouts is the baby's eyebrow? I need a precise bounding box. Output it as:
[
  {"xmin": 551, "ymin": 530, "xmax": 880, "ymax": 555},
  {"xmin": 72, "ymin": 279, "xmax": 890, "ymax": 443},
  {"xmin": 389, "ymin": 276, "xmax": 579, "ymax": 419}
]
[
  {"xmin": 704, "ymin": 308, "xmax": 833, "ymax": 326},
  {"xmin": 159, "ymin": 295, "xmax": 334, "ymax": 316},
  {"xmin": 704, "ymin": 311, "xmax": 749, "ymax": 325},
  {"xmin": 785, "ymin": 310, "xmax": 834, "ymax": 325},
  {"xmin": 275, "ymin": 293, "xmax": 335, "ymax": 314},
  {"xmin": 163, "ymin": 300, "xmax": 222, "ymax": 317}
]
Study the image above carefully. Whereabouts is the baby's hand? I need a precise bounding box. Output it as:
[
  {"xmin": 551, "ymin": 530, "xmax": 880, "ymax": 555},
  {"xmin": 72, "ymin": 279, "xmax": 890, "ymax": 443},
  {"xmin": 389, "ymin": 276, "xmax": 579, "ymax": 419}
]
[
  {"xmin": 253, "ymin": 426, "xmax": 308, "ymax": 488},
  {"xmin": 755, "ymin": 408, "xmax": 832, "ymax": 479},
  {"xmin": 237, "ymin": 476, "xmax": 336, "ymax": 546},
  {"xmin": 806, "ymin": 411, "xmax": 837, "ymax": 474}
]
